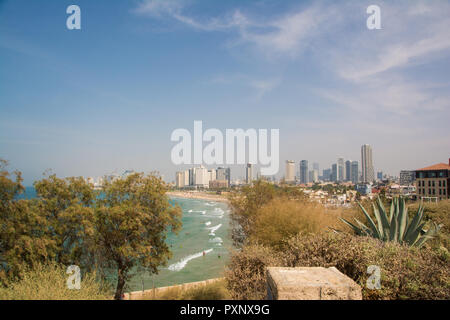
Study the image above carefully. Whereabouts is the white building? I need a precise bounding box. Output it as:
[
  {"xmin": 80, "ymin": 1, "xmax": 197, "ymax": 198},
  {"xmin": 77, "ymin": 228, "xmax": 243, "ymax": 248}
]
[
  {"xmin": 246, "ymin": 163, "xmax": 254, "ymax": 184},
  {"xmin": 361, "ymin": 144, "xmax": 375, "ymax": 183},
  {"xmin": 194, "ymin": 166, "xmax": 210, "ymax": 188},
  {"xmin": 285, "ymin": 160, "xmax": 295, "ymax": 183}
]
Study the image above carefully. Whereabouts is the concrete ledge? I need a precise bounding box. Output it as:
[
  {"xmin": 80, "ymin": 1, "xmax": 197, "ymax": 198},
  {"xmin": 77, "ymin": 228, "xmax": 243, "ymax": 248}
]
[
  {"xmin": 267, "ymin": 267, "xmax": 362, "ymax": 300},
  {"xmin": 123, "ymin": 277, "xmax": 224, "ymax": 300}
]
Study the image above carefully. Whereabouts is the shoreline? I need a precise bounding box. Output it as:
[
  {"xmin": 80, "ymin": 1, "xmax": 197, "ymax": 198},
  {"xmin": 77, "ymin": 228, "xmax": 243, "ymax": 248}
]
[{"xmin": 168, "ymin": 191, "xmax": 229, "ymax": 203}]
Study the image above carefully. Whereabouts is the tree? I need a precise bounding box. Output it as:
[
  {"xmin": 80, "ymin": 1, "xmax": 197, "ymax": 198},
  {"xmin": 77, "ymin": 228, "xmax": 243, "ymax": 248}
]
[
  {"xmin": 33, "ymin": 175, "xmax": 97, "ymax": 269},
  {"xmin": 0, "ymin": 160, "xmax": 57, "ymax": 284},
  {"xmin": 95, "ymin": 173, "xmax": 181, "ymax": 299}
]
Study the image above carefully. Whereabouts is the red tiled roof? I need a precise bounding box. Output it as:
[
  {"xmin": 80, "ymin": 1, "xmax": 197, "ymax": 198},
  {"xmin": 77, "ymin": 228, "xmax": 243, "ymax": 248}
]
[{"xmin": 416, "ymin": 163, "xmax": 450, "ymax": 171}]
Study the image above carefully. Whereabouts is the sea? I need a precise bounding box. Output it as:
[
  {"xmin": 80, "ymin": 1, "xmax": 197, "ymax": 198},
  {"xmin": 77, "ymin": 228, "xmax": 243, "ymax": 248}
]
[{"xmin": 18, "ymin": 187, "xmax": 232, "ymax": 291}]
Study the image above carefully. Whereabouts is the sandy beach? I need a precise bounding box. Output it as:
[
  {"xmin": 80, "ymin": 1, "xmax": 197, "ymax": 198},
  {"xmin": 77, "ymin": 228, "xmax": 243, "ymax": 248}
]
[{"xmin": 168, "ymin": 191, "xmax": 230, "ymax": 203}]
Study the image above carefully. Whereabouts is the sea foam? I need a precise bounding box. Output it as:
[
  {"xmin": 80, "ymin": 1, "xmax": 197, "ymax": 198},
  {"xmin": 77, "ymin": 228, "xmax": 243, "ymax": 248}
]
[
  {"xmin": 168, "ymin": 249, "xmax": 213, "ymax": 272},
  {"xmin": 208, "ymin": 224, "xmax": 222, "ymax": 236}
]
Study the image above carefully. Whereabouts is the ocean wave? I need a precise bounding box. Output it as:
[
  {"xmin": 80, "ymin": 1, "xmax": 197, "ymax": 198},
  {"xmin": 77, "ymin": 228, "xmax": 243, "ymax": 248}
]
[
  {"xmin": 205, "ymin": 221, "xmax": 211, "ymax": 226},
  {"xmin": 168, "ymin": 249, "xmax": 213, "ymax": 272},
  {"xmin": 188, "ymin": 209, "xmax": 193, "ymax": 213},
  {"xmin": 209, "ymin": 237, "xmax": 223, "ymax": 243},
  {"xmin": 205, "ymin": 202, "xmax": 217, "ymax": 207},
  {"xmin": 208, "ymin": 224, "xmax": 222, "ymax": 235}
]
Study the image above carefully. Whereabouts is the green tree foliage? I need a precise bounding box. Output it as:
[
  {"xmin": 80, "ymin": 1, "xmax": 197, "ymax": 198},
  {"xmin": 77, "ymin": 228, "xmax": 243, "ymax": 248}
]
[
  {"xmin": 95, "ymin": 173, "xmax": 181, "ymax": 299},
  {"xmin": 0, "ymin": 160, "xmax": 182, "ymax": 300},
  {"xmin": 0, "ymin": 160, "xmax": 57, "ymax": 283},
  {"xmin": 33, "ymin": 175, "xmax": 97, "ymax": 269}
]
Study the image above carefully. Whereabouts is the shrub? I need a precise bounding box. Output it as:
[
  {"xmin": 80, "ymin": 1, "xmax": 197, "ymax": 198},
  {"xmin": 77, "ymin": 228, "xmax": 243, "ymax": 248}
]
[
  {"xmin": 251, "ymin": 198, "xmax": 351, "ymax": 248},
  {"xmin": 0, "ymin": 262, "xmax": 111, "ymax": 300},
  {"xmin": 181, "ymin": 280, "xmax": 230, "ymax": 300},
  {"xmin": 225, "ymin": 245, "xmax": 283, "ymax": 300},
  {"xmin": 225, "ymin": 233, "xmax": 450, "ymax": 300}
]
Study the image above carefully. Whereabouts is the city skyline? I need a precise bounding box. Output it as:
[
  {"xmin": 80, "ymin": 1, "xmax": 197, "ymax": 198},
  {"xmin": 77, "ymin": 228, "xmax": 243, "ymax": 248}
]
[{"xmin": 1, "ymin": 0, "xmax": 450, "ymax": 185}]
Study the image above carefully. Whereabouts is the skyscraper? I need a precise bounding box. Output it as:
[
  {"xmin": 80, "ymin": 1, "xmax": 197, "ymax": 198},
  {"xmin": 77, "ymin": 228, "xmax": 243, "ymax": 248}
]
[
  {"xmin": 351, "ymin": 161, "xmax": 359, "ymax": 184},
  {"xmin": 300, "ymin": 160, "xmax": 309, "ymax": 184},
  {"xmin": 345, "ymin": 160, "xmax": 351, "ymax": 182},
  {"xmin": 323, "ymin": 168, "xmax": 331, "ymax": 181},
  {"xmin": 216, "ymin": 167, "xmax": 231, "ymax": 186},
  {"xmin": 331, "ymin": 164, "xmax": 338, "ymax": 182},
  {"xmin": 337, "ymin": 158, "xmax": 345, "ymax": 182},
  {"xmin": 246, "ymin": 163, "xmax": 254, "ymax": 184},
  {"xmin": 285, "ymin": 160, "xmax": 295, "ymax": 183},
  {"xmin": 309, "ymin": 170, "xmax": 319, "ymax": 183},
  {"xmin": 361, "ymin": 144, "xmax": 375, "ymax": 183},
  {"xmin": 313, "ymin": 162, "xmax": 319, "ymax": 172}
]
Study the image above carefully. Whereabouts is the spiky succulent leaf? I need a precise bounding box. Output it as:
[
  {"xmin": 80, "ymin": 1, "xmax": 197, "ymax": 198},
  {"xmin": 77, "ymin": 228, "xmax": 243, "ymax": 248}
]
[{"xmin": 357, "ymin": 201, "xmax": 381, "ymax": 239}]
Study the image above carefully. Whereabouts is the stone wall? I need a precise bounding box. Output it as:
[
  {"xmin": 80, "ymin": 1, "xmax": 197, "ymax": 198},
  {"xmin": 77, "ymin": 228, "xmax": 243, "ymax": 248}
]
[{"xmin": 123, "ymin": 277, "xmax": 224, "ymax": 300}]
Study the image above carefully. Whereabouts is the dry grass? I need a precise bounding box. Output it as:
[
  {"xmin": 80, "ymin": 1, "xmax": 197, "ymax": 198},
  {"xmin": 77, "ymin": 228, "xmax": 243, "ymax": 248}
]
[
  {"xmin": 250, "ymin": 198, "xmax": 357, "ymax": 248},
  {"xmin": 0, "ymin": 262, "xmax": 111, "ymax": 300}
]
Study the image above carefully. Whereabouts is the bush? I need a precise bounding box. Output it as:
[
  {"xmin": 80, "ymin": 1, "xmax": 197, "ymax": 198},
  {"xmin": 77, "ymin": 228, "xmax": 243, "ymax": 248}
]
[
  {"xmin": 225, "ymin": 245, "xmax": 282, "ymax": 300},
  {"xmin": 0, "ymin": 263, "xmax": 111, "ymax": 300},
  {"xmin": 225, "ymin": 233, "xmax": 450, "ymax": 300},
  {"xmin": 251, "ymin": 198, "xmax": 353, "ymax": 248},
  {"xmin": 181, "ymin": 280, "xmax": 230, "ymax": 300}
]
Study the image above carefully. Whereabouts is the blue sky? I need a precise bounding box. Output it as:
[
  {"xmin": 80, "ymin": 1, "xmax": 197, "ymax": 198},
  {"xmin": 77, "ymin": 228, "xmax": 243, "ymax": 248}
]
[{"xmin": 1, "ymin": 0, "xmax": 449, "ymax": 185}]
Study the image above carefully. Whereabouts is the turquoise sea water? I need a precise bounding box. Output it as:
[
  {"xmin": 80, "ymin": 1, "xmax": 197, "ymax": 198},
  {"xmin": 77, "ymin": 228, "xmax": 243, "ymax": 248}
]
[
  {"xmin": 128, "ymin": 197, "xmax": 231, "ymax": 291},
  {"xmin": 18, "ymin": 187, "xmax": 231, "ymax": 291}
]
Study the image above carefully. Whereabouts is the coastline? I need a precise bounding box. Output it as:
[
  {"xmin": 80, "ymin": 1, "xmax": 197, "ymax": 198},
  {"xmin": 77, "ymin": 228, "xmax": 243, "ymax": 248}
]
[{"xmin": 168, "ymin": 191, "xmax": 230, "ymax": 203}]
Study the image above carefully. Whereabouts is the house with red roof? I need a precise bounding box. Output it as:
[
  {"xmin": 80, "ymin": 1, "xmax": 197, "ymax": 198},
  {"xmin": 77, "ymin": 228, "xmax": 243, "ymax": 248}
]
[{"xmin": 415, "ymin": 159, "xmax": 450, "ymax": 201}]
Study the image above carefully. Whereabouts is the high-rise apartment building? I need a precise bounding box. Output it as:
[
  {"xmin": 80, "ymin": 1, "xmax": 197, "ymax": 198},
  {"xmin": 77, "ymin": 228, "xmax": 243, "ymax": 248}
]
[
  {"xmin": 194, "ymin": 166, "xmax": 209, "ymax": 188},
  {"xmin": 285, "ymin": 160, "xmax": 296, "ymax": 183},
  {"xmin": 175, "ymin": 172, "xmax": 183, "ymax": 188},
  {"xmin": 331, "ymin": 163, "xmax": 338, "ymax": 182},
  {"xmin": 299, "ymin": 160, "xmax": 309, "ymax": 184},
  {"xmin": 351, "ymin": 161, "xmax": 359, "ymax": 184},
  {"xmin": 313, "ymin": 162, "xmax": 319, "ymax": 172},
  {"xmin": 189, "ymin": 168, "xmax": 195, "ymax": 186},
  {"xmin": 309, "ymin": 170, "xmax": 319, "ymax": 183},
  {"xmin": 246, "ymin": 163, "xmax": 254, "ymax": 184},
  {"xmin": 337, "ymin": 158, "xmax": 345, "ymax": 182},
  {"xmin": 361, "ymin": 144, "xmax": 375, "ymax": 183},
  {"xmin": 345, "ymin": 160, "xmax": 351, "ymax": 182},
  {"xmin": 323, "ymin": 168, "xmax": 331, "ymax": 181},
  {"xmin": 216, "ymin": 167, "xmax": 231, "ymax": 186}
]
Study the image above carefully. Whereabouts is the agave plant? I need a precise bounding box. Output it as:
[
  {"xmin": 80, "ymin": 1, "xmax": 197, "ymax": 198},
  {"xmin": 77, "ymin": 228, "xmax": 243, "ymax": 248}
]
[{"xmin": 340, "ymin": 197, "xmax": 441, "ymax": 248}]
